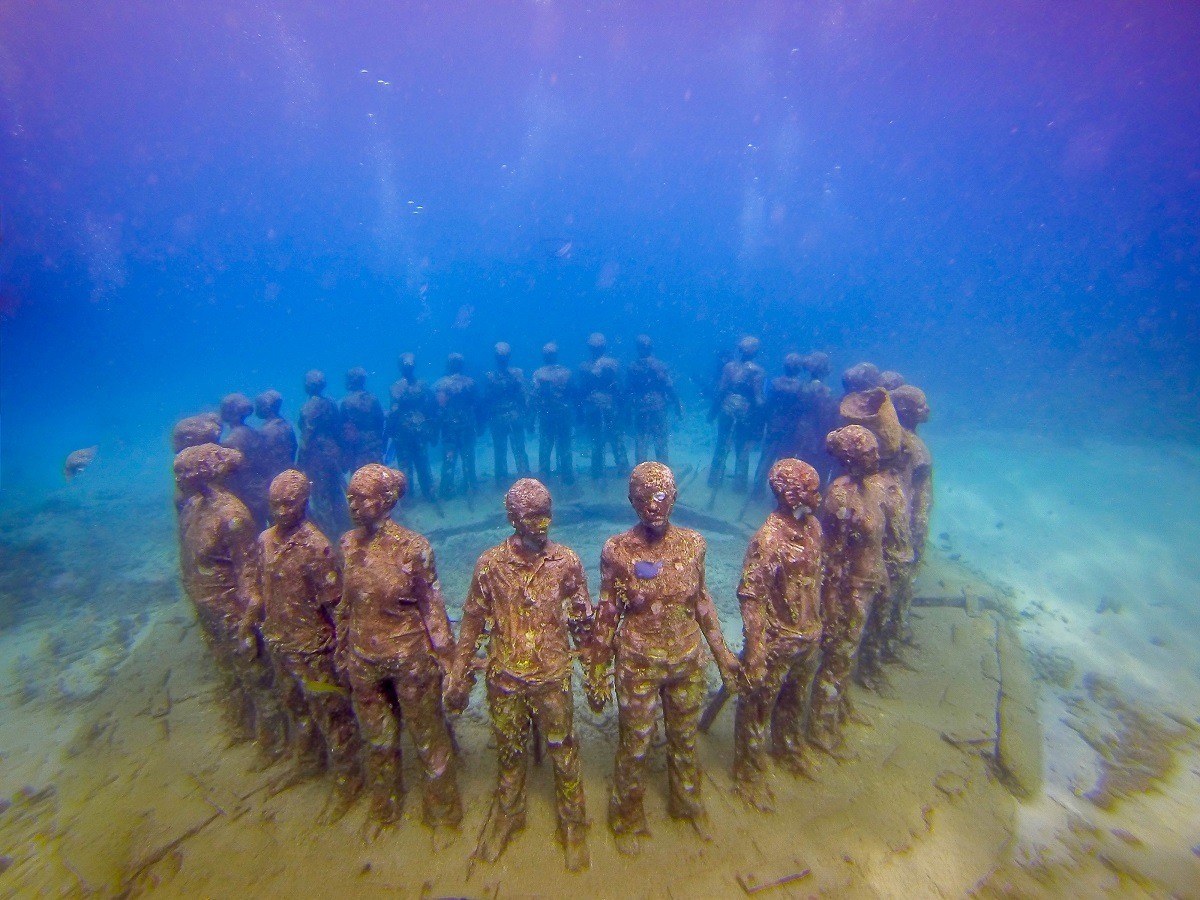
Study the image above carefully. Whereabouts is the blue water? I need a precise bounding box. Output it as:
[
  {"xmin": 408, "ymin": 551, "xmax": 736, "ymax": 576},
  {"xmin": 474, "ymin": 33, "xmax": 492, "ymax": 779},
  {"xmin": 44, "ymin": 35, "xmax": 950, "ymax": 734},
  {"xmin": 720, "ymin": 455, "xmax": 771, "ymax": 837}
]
[{"xmin": 2, "ymin": 2, "xmax": 1199, "ymax": 893}]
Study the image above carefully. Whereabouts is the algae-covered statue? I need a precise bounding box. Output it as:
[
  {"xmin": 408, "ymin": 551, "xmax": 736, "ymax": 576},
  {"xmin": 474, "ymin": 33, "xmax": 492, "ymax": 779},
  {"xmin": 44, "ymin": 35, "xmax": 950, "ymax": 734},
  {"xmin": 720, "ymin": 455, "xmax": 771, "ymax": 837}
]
[
  {"xmin": 577, "ymin": 332, "xmax": 630, "ymax": 481},
  {"xmin": 733, "ymin": 458, "xmax": 824, "ymax": 810},
  {"xmin": 298, "ymin": 370, "xmax": 350, "ymax": 539},
  {"xmin": 172, "ymin": 412, "xmax": 222, "ymax": 455},
  {"xmin": 808, "ymin": 426, "xmax": 886, "ymax": 752},
  {"xmin": 708, "ymin": 335, "xmax": 766, "ymax": 492},
  {"xmin": 386, "ymin": 353, "xmax": 439, "ymax": 504},
  {"xmin": 219, "ymin": 392, "xmax": 270, "ymax": 528},
  {"xmin": 242, "ymin": 469, "xmax": 362, "ymax": 820},
  {"xmin": 532, "ymin": 342, "xmax": 576, "ymax": 486},
  {"xmin": 750, "ymin": 353, "xmax": 808, "ymax": 499},
  {"xmin": 255, "ymin": 390, "xmax": 298, "ymax": 486},
  {"xmin": 338, "ymin": 464, "xmax": 462, "ymax": 833},
  {"xmin": 340, "ymin": 367, "xmax": 386, "ymax": 471},
  {"xmin": 446, "ymin": 478, "xmax": 603, "ymax": 872},
  {"xmin": 884, "ymin": 384, "xmax": 933, "ymax": 654},
  {"xmin": 595, "ymin": 462, "xmax": 742, "ymax": 854},
  {"xmin": 483, "ymin": 341, "xmax": 532, "ymax": 489},
  {"xmin": 626, "ymin": 334, "xmax": 682, "ymax": 465},
  {"xmin": 174, "ymin": 443, "xmax": 286, "ymax": 757},
  {"xmin": 433, "ymin": 352, "xmax": 482, "ymax": 499}
]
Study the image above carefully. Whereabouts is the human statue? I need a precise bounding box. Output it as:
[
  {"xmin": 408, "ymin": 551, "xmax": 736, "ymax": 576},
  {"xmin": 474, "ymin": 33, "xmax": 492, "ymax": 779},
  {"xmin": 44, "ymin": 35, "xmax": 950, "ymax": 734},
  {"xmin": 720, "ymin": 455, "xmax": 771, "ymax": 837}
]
[
  {"xmin": 446, "ymin": 478, "xmax": 603, "ymax": 872},
  {"xmin": 433, "ymin": 352, "xmax": 482, "ymax": 500},
  {"xmin": 577, "ymin": 332, "xmax": 630, "ymax": 481},
  {"xmin": 338, "ymin": 464, "xmax": 462, "ymax": 833},
  {"xmin": 532, "ymin": 342, "xmax": 576, "ymax": 486},
  {"xmin": 174, "ymin": 443, "xmax": 286, "ymax": 758},
  {"xmin": 883, "ymin": 384, "xmax": 933, "ymax": 655},
  {"xmin": 708, "ymin": 336, "xmax": 766, "ymax": 492},
  {"xmin": 796, "ymin": 352, "xmax": 839, "ymax": 479},
  {"xmin": 483, "ymin": 342, "xmax": 531, "ymax": 488},
  {"xmin": 841, "ymin": 361, "xmax": 882, "ymax": 395},
  {"xmin": 732, "ymin": 458, "xmax": 824, "ymax": 810},
  {"xmin": 340, "ymin": 366, "xmax": 385, "ymax": 471},
  {"xmin": 386, "ymin": 352, "xmax": 439, "ymax": 504},
  {"xmin": 298, "ymin": 370, "xmax": 350, "ymax": 539},
  {"xmin": 750, "ymin": 353, "xmax": 808, "ymax": 498},
  {"xmin": 626, "ymin": 334, "xmax": 682, "ymax": 464},
  {"xmin": 594, "ymin": 462, "xmax": 742, "ymax": 854},
  {"xmin": 255, "ymin": 390, "xmax": 298, "ymax": 486},
  {"xmin": 219, "ymin": 392, "xmax": 270, "ymax": 528},
  {"xmin": 808, "ymin": 426, "xmax": 886, "ymax": 752},
  {"xmin": 172, "ymin": 412, "xmax": 222, "ymax": 454},
  {"xmin": 241, "ymin": 469, "xmax": 362, "ymax": 821}
]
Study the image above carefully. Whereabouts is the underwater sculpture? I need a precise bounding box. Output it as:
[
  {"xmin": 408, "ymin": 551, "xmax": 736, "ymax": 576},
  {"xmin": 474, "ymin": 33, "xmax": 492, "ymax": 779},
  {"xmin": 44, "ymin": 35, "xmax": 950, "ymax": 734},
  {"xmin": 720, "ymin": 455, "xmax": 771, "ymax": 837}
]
[
  {"xmin": 839, "ymin": 388, "xmax": 913, "ymax": 685},
  {"xmin": 796, "ymin": 353, "xmax": 840, "ymax": 480},
  {"xmin": 255, "ymin": 390, "xmax": 298, "ymax": 486},
  {"xmin": 532, "ymin": 342, "xmax": 576, "ymax": 486},
  {"xmin": 242, "ymin": 469, "xmax": 362, "ymax": 820},
  {"xmin": 626, "ymin": 334, "xmax": 682, "ymax": 465},
  {"xmin": 338, "ymin": 464, "xmax": 462, "ymax": 831},
  {"xmin": 174, "ymin": 443, "xmax": 286, "ymax": 758},
  {"xmin": 483, "ymin": 341, "xmax": 532, "ymax": 488},
  {"xmin": 219, "ymin": 392, "xmax": 270, "ymax": 528},
  {"xmin": 595, "ymin": 462, "xmax": 742, "ymax": 854},
  {"xmin": 386, "ymin": 352, "xmax": 439, "ymax": 504},
  {"xmin": 732, "ymin": 458, "xmax": 824, "ymax": 810},
  {"xmin": 840, "ymin": 361, "xmax": 883, "ymax": 395},
  {"xmin": 885, "ymin": 384, "xmax": 933, "ymax": 653},
  {"xmin": 433, "ymin": 352, "xmax": 482, "ymax": 500},
  {"xmin": 708, "ymin": 335, "xmax": 766, "ymax": 493},
  {"xmin": 577, "ymin": 332, "xmax": 630, "ymax": 481},
  {"xmin": 750, "ymin": 353, "xmax": 809, "ymax": 499},
  {"xmin": 298, "ymin": 370, "xmax": 350, "ymax": 539},
  {"xmin": 340, "ymin": 367, "xmax": 385, "ymax": 471},
  {"xmin": 446, "ymin": 478, "xmax": 601, "ymax": 872},
  {"xmin": 172, "ymin": 412, "xmax": 222, "ymax": 454},
  {"xmin": 808, "ymin": 426, "xmax": 887, "ymax": 752}
]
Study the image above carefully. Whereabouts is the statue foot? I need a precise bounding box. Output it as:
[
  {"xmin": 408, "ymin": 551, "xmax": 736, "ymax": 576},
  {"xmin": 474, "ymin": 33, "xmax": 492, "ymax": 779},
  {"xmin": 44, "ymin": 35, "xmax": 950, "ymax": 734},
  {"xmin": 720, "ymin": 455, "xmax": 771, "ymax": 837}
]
[
  {"xmin": 475, "ymin": 808, "xmax": 524, "ymax": 864},
  {"xmin": 431, "ymin": 823, "xmax": 459, "ymax": 853},
  {"xmin": 318, "ymin": 774, "xmax": 362, "ymax": 825},
  {"xmin": 733, "ymin": 777, "xmax": 776, "ymax": 813},
  {"xmin": 685, "ymin": 812, "xmax": 714, "ymax": 842},
  {"xmin": 561, "ymin": 824, "xmax": 590, "ymax": 873},
  {"xmin": 612, "ymin": 829, "xmax": 643, "ymax": 857}
]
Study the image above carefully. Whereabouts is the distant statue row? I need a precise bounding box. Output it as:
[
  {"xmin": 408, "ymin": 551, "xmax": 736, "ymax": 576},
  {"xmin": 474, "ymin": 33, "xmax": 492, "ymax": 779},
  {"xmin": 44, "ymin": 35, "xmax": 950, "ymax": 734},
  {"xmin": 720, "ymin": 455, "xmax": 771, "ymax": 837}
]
[
  {"xmin": 171, "ymin": 379, "xmax": 931, "ymax": 872},
  {"xmin": 174, "ymin": 334, "xmax": 907, "ymax": 542}
]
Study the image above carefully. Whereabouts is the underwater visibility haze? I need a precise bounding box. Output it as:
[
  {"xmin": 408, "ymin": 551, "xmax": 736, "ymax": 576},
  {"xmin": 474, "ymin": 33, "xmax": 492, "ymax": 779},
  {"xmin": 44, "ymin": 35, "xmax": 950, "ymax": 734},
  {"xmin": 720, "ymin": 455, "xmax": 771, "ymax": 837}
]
[{"xmin": 0, "ymin": 1, "xmax": 1199, "ymax": 895}]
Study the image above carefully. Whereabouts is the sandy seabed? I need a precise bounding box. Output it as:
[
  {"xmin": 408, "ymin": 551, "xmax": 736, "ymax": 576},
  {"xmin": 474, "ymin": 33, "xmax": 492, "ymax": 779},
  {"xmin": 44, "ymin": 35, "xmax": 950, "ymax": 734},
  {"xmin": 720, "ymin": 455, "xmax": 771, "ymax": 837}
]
[{"xmin": 0, "ymin": 425, "xmax": 1197, "ymax": 898}]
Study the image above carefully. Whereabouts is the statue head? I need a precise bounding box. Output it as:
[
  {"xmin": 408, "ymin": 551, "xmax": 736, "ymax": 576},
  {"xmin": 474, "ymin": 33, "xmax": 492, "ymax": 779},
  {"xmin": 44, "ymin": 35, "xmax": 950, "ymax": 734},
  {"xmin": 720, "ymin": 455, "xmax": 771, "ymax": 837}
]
[
  {"xmin": 505, "ymin": 478, "xmax": 553, "ymax": 551},
  {"xmin": 629, "ymin": 461, "xmax": 676, "ymax": 534},
  {"xmin": 446, "ymin": 352, "xmax": 465, "ymax": 375},
  {"xmin": 172, "ymin": 413, "xmax": 222, "ymax": 453},
  {"xmin": 768, "ymin": 458, "xmax": 820, "ymax": 515},
  {"xmin": 737, "ymin": 335, "xmax": 761, "ymax": 361},
  {"xmin": 345, "ymin": 366, "xmax": 368, "ymax": 391},
  {"xmin": 635, "ymin": 334, "xmax": 653, "ymax": 358},
  {"xmin": 783, "ymin": 352, "xmax": 804, "ymax": 377},
  {"xmin": 825, "ymin": 425, "xmax": 880, "ymax": 476},
  {"xmin": 304, "ymin": 369, "xmax": 327, "ymax": 397},
  {"xmin": 347, "ymin": 463, "xmax": 406, "ymax": 529},
  {"xmin": 841, "ymin": 362, "xmax": 881, "ymax": 394},
  {"xmin": 254, "ymin": 390, "xmax": 283, "ymax": 420},
  {"xmin": 890, "ymin": 384, "xmax": 930, "ymax": 429},
  {"xmin": 173, "ymin": 443, "xmax": 244, "ymax": 495},
  {"xmin": 542, "ymin": 342, "xmax": 559, "ymax": 364},
  {"xmin": 269, "ymin": 469, "xmax": 311, "ymax": 530},
  {"xmin": 219, "ymin": 393, "xmax": 253, "ymax": 427}
]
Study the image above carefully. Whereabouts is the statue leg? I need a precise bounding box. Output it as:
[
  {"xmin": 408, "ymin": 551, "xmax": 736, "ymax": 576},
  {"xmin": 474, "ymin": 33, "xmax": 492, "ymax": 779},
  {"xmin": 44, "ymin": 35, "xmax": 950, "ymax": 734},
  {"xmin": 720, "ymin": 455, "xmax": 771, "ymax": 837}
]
[{"xmin": 395, "ymin": 655, "xmax": 462, "ymax": 828}]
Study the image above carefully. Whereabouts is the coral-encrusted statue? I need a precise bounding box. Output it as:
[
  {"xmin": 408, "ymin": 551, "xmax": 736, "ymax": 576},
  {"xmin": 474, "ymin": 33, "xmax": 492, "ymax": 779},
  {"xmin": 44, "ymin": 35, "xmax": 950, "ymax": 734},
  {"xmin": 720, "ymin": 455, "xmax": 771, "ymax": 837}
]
[
  {"xmin": 532, "ymin": 342, "xmax": 576, "ymax": 486},
  {"xmin": 626, "ymin": 334, "xmax": 682, "ymax": 465},
  {"xmin": 808, "ymin": 426, "xmax": 886, "ymax": 752},
  {"xmin": 172, "ymin": 412, "xmax": 222, "ymax": 455},
  {"xmin": 386, "ymin": 353, "xmax": 439, "ymax": 504},
  {"xmin": 338, "ymin": 464, "xmax": 461, "ymax": 833},
  {"xmin": 595, "ymin": 462, "xmax": 742, "ymax": 854},
  {"xmin": 446, "ymin": 478, "xmax": 601, "ymax": 872},
  {"xmin": 750, "ymin": 353, "xmax": 808, "ymax": 498},
  {"xmin": 220, "ymin": 392, "xmax": 270, "ymax": 528},
  {"xmin": 708, "ymin": 336, "xmax": 766, "ymax": 492},
  {"xmin": 340, "ymin": 367, "xmax": 385, "ymax": 471},
  {"xmin": 884, "ymin": 384, "xmax": 933, "ymax": 654},
  {"xmin": 242, "ymin": 470, "xmax": 362, "ymax": 820},
  {"xmin": 483, "ymin": 342, "xmax": 532, "ymax": 488},
  {"xmin": 733, "ymin": 458, "xmax": 824, "ymax": 810},
  {"xmin": 433, "ymin": 353, "xmax": 482, "ymax": 499},
  {"xmin": 298, "ymin": 370, "xmax": 350, "ymax": 539},
  {"xmin": 255, "ymin": 390, "xmax": 298, "ymax": 486},
  {"xmin": 578, "ymin": 332, "xmax": 630, "ymax": 481},
  {"xmin": 174, "ymin": 443, "xmax": 286, "ymax": 757}
]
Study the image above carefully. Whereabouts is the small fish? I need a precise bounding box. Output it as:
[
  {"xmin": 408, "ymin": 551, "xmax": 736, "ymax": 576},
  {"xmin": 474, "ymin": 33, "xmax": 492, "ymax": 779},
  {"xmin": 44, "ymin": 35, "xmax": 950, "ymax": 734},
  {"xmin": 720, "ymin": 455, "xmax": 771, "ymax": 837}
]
[
  {"xmin": 303, "ymin": 679, "xmax": 349, "ymax": 697},
  {"xmin": 63, "ymin": 446, "xmax": 98, "ymax": 481}
]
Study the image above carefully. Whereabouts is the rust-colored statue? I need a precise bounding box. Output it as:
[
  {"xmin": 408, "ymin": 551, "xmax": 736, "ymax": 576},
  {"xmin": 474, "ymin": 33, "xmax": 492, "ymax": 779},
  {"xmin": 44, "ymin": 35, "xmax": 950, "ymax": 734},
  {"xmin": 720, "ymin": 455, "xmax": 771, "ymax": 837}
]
[
  {"xmin": 483, "ymin": 342, "xmax": 532, "ymax": 489},
  {"xmin": 172, "ymin": 412, "xmax": 222, "ymax": 454},
  {"xmin": 883, "ymin": 385, "xmax": 933, "ymax": 655},
  {"xmin": 750, "ymin": 353, "xmax": 808, "ymax": 498},
  {"xmin": 578, "ymin": 332, "xmax": 630, "ymax": 480},
  {"xmin": 532, "ymin": 342, "xmax": 575, "ymax": 486},
  {"xmin": 340, "ymin": 367, "xmax": 385, "ymax": 470},
  {"xmin": 339, "ymin": 464, "xmax": 462, "ymax": 832},
  {"xmin": 242, "ymin": 470, "xmax": 362, "ymax": 820},
  {"xmin": 386, "ymin": 353, "xmax": 438, "ymax": 503},
  {"xmin": 733, "ymin": 458, "xmax": 824, "ymax": 810},
  {"xmin": 219, "ymin": 392, "xmax": 270, "ymax": 528},
  {"xmin": 174, "ymin": 443, "xmax": 286, "ymax": 756},
  {"xmin": 626, "ymin": 334, "xmax": 682, "ymax": 464},
  {"xmin": 298, "ymin": 370, "xmax": 350, "ymax": 539},
  {"xmin": 708, "ymin": 336, "xmax": 766, "ymax": 492},
  {"xmin": 255, "ymin": 390, "xmax": 298, "ymax": 486},
  {"xmin": 595, "ymin": 462, "xmax": 742, "ymax": 854},
  {"xmin": 808, "ymin": 426, "xmax": 886, "ymax": 752},
  {"xmin": 446, "ymin": 478, "xmax": 600, "ymax": 872},
  {"xmin": 433, "ymin": 353, "xmax": 482, "ymax": 499},
  {"xmin": 841, "ymin": 361, "xmax": 882, "ymax": 395}
]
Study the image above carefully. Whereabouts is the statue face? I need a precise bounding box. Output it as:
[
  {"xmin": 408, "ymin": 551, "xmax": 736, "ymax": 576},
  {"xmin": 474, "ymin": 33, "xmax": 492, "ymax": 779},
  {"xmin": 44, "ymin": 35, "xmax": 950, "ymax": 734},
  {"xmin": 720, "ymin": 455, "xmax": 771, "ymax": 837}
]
[
  {"xmin": 347, "ymin": 483, "xmax": 388, "ymax": 527},
  {"xmin": 510, "ymin": 507, "xmax": 551, "ymax": 550},
  {"xmin": 270, "ymin": 490, "xmax": 307, "ymax": 529},
  {"xmin": 632, "ymin": 483, "xmax": 675, "ymax": 530}
]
